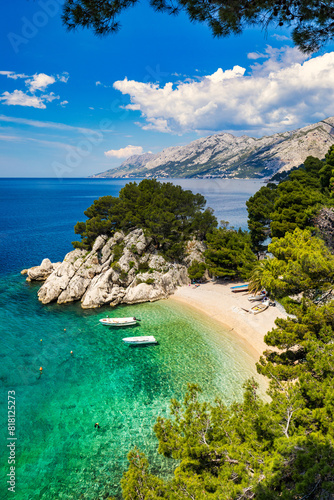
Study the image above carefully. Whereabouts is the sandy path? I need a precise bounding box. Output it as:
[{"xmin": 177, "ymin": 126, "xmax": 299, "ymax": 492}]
[{"xmin": 169, "ymin": 281, "xmax": 288, "ymax": 359}]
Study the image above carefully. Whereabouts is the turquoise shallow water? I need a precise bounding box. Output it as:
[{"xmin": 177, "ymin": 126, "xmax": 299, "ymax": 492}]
[{"xmin": 0, "ymin": 273, "xmax": 265, "ymax": 499}]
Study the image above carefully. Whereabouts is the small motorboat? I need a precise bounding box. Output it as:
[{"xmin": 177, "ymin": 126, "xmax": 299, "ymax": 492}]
[
  {"xmin": 248, "ymin": 293, "xmax": 267, "ymax": 302},
  {"xmin": 249, "ymin": 298, "xmax": 270, "ymax": 315},
  {"xmin": 122, "ymin": 336, "xmax": 157, "ymax": 345},
  {"xmin": 99, "ymin": 317, "xmax": 139, "ymax": 327},
  {"xmin": 230, "ymin": 284, "xmax": 249, "ymax": 293}
]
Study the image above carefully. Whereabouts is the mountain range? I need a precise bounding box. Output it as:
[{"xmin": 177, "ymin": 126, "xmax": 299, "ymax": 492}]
[{"xmin": 91, "ymin": 117, "xmax": 334, "ymax": 179}]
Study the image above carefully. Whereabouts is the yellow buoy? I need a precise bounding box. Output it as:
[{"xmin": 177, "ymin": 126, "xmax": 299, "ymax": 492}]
[{"xmin": 39, "ymin": 367, "xmax": 43, "ymax": 372}]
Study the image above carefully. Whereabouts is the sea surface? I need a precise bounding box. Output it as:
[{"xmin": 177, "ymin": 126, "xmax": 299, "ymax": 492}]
[{"xmin": 0, "ymin": 178, "xmax": 265, "ymax": 499}]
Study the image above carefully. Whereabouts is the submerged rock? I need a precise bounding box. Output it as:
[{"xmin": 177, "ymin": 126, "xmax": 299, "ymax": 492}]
[{"xmin": 23, "ymin": 228, "xmax": 200, "ymax": 309}]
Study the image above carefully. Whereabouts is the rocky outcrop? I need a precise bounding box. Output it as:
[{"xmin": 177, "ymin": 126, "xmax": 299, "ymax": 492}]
[
  {"xmin": 24, "ymin": 229, "xmax": 196, "ymax": 309},
  {"xmin": 24, "ymin": 258, "xmax": 61, "ymax": 281}
]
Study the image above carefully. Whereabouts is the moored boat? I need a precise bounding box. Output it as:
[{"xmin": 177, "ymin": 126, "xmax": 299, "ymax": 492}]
[
  {"xmin": 248, "ymin": 293, "xmax": 267, "ymax": 302},
  {"xmin": 99, "ymin": 317, "xmax": 139, "ymax": 326},
  {"xmin": 230, "ymin": 284, "xmax": 249, "ymax": 293},
  {"xmin": 249, "ymin": 298, "xmax": 270, "ymax": 315},
  {"xmin": 122, "ymin": 336, "xmax": 157, "ymax": 345}
]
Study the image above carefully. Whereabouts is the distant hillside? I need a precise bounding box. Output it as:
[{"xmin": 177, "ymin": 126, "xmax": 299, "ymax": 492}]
[{"xmin": 91, "ymin": 117, "xmax": 334, "ymax": 179}]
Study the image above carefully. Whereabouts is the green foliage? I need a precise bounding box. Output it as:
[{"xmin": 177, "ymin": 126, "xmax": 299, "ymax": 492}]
[
  {"xmin": 204, "ymin": 223, "xmax": 256, "ymax": 279},
  {"xmin": 260, "ymin": 228, "xmax": 334, "ymax": 300},
  {"xmin": 119, "ymin": 269, "xmax": 128, "ymax": 281},
  {"xmin": 62, "ymin": 0, "xmax": 334, "ymax": 53},
  {"xmin": 187, "ymin": 259, "xmax": 206, "ymax": 281},
  {"xmin": 110, "ymin": 261, "xmax": 121, "ymax": 270},
  {"xmin": 112, "ymin": 243, "xmax": 124, "ymax": 262},
  {"xmin": 72, "ymin": 179, "xmax": 217, "ymax": 261},
  {"xmin": 322, "ymin": 145, "xmax": 334, "ymax": 195},
  {"xmin": 246, "ymin": 151, "xmax": 334, "ymax": 245},
  {"xmin": 137, "ymin": 261, "xmax": 149, "ymax": 274},
  {"xmin": 270, "ymin": 179, "xmax": 324, "ymax": 238},
  {"xmin": 246, "ymin": 183, "xmax": 278, "ymax": 253},
  {"xmin": 145, "ymin": 278, "xmax": 155, "ymax": 284}
]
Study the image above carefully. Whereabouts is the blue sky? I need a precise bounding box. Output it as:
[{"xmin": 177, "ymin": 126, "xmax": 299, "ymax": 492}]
[{"xmin": 1, "ymin": 0, "xmax": 334, "ymax": 177}]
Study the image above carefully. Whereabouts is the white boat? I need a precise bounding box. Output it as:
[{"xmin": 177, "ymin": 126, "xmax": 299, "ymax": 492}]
[
  {"xmin": 249, "ymin": 298, "xmax": 270, "ymax": 315},
  {"xmin": 248, "ymin": 293, "xmax": 267, "ymax": 302},
  {"xmin": 122, "ymin": 336, "xmax": 157, "ymax": 345},
  {"xmin": 99, "ymin": 316, "xmax": 139, "ymax": 327}
]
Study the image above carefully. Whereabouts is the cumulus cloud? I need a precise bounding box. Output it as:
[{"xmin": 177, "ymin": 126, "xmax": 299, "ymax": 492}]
[
  {"xmin": 27, "ymin": 73, "xmax": 56, "ymax": 92},
  {"xmin": 0, "ymin": 71, "xmax": 68, "ymax": 109},
  {"xmin": 0, "ymin": 90, "xmax": 47, "ymax": 108},
  {"xmin": 60, "ymin": 100, "xmax": 68, "ymax": 107},
  {"xmin": 104, "ymin": 145, "xmax": 144, "ymax": 158},
  {"xmin": 113, "ymin": 48, "xmax": 334, "ymax": 135}
]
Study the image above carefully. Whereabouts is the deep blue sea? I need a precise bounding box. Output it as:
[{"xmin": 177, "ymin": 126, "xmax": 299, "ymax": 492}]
[{"xmin": 0, "ymin": 178, "xmax": 264, "ymax": 499}]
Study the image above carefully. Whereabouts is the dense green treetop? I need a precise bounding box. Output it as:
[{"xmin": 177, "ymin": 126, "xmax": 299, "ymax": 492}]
[
  {"xmin": 73, "ymin": 179, "xmax": 217, "ymax": 260},
  {"xmin": 270, "ymin": 180, "xmax": 325, "ymax": 238},
  {"xmin": 247, "ymin": 149, "xmax": 334, "ymax": 248},
  {"xmin": 204, "ymin": 222, "xmax": 256, "ymax": 279},
  {"xmin": 251, "ymin": 227, "xmax": 334, "ymax": 300},
  {"xmin": 62, "ymin": 0, "xmax": 334, "ymax": 53}
]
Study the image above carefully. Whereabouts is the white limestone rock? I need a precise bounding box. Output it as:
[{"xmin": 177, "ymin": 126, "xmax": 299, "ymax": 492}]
[
  {"xmin": 184, "ymin": 239, "xmax": 207, "ymax": 265},
  {"xmin": 81, "ymin": 269, "xmax": 125, "ymax": 308},
  {"xmin": 37, "ymin": 249, "xmax": 85, "ymax": 304},
  {"xmin": 124, "ymin": 228, "xmax": 148, "ymax": 255},
  {"xmin": 122, "ymin": 282, "xmax": 167, "ymax": 304},
  {"xmin": 147, "ymin": 254, "xmax": 166, "ymax": 270},
  {"xmin": 26, "ymin": 258, "xmax": 61, "ymax": 281},
  {"xmin": 33, "ymin": 229, "xmax": 192, "ymax": 308}
]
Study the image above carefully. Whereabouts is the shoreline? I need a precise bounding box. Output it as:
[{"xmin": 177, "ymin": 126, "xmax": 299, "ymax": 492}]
[{"xmin": 169, "ymin": 281, "xmax": 289, "ymax": 359}]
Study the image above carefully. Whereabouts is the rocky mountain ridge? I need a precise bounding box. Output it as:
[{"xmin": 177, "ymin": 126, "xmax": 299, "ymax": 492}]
[
  {"xmin": 91, "ymin": 117, "xmax": 334, "ymax": 179},
  {"xmin": 22, "ymin": 229, "xmax": 205, "ymax": 309}
]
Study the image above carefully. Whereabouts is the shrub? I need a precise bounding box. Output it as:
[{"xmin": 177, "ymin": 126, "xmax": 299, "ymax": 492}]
[{"xmin": 188, "ymin": 260, "xmax": 206, "ymax": 281}]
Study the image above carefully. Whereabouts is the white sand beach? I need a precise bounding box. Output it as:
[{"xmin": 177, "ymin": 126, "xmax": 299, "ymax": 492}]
[{"xmin": 170, "ymin": 281, "xmax": 288, "ymax": 359}]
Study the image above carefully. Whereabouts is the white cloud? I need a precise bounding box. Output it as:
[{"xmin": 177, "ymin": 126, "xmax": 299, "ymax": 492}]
[
  {"xmin": 0, "ymin": 71, "xmax": 28, "ymax": 79},
  {"xmin": 58, "ymin": 72, "xmax": 69, "ymax": 83},
  {"xmin": 247, "ymin": 52, "xmax": 267, "ymax": 60},
  {"xmin": 113, "ymin": 48, "xmax": 334, "ymax": 135},
  {"xmin": 95, "ymin": 80, "xmax": 111, "ymax": 88},
  {"xmin": 272, "ymin": 34, "xmax": 290, "ymax": 41},
  {"xmin": 104, "ymin": 145, "xmax": 144, "ymax": 158},
  {"xmin": 249, "ymin": 46, "xmax": 308, "ymax": 76},
  {"xmin": 0, "ymin": 90, "xmax": 46, "ymax": 108},
  {"xmin": 0, "ymin": 71, "xmax": 69, "ymax": 109},
  {"xmin": 60, "ymin": 100, "xmax": 68, "ymax": 107},
  {"xmin": 27, "ymin": 73, "xmax": 56, "ymax": 92}
]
